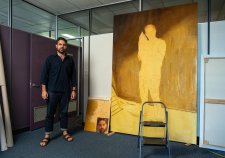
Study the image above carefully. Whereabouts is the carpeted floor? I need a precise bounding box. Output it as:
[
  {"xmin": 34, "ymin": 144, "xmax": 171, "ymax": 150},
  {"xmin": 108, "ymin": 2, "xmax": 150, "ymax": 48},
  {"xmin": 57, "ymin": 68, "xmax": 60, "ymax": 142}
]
[{"xmin": 1, "ymin": 117, "xmax": 225, "ymax": 158}]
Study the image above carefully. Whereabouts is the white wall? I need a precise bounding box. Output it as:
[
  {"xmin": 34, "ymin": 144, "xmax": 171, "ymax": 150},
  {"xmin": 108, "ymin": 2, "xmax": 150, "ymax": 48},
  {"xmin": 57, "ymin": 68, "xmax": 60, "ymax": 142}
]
[
  {"xmin": 83, "ymin": 33, "xmax": 113, "ymax": 120},
  {"xmin": 89, "ymin": 33, "xmax": 113, "ymax": 99}
]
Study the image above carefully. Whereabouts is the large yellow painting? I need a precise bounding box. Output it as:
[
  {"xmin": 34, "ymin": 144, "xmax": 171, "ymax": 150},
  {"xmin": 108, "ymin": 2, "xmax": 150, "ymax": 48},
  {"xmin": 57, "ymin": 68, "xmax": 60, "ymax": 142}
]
[{"xmin": 111, "ymin": 3, "xmax": 197, "ymax": 144}]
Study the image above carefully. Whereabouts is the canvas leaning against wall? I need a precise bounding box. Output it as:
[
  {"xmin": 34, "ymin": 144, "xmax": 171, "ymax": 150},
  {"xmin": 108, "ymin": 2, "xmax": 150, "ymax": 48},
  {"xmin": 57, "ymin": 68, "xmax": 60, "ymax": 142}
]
[
  {"xmin": 111, "ymin": 3, "xmax": 197, "ymax": 144},
  {"xmin": 84, "ymin": 99, "xmax": 111, "ymax": 134}
]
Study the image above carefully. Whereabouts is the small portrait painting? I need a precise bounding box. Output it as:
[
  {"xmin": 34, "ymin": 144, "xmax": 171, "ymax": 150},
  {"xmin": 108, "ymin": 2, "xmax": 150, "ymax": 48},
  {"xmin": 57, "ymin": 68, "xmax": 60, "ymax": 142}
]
[{"xmin": 96, "ymin": 117, "xmax": 109, "ymax": 134}]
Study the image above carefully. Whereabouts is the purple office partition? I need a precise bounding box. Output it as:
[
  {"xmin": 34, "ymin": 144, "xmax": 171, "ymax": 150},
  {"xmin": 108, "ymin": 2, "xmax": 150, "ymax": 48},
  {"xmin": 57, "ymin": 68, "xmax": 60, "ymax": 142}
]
[
  {"xmin": 11, "ymin": 28, "xmax": 30, "ymax": 130},
  {"xmin": 29, "ymin": 34, "xmax": 56, "ymax": 130},
  {"xmin": 0, "ymin": 25, "xmax": 30, "ymax": 131}
]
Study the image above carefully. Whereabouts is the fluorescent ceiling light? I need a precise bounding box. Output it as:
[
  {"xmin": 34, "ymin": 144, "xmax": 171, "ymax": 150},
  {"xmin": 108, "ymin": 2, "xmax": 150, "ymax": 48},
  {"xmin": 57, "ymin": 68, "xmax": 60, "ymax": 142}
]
[{"xmin": 61, "ymin": 34, "xmax": 75, "ymax": 39}]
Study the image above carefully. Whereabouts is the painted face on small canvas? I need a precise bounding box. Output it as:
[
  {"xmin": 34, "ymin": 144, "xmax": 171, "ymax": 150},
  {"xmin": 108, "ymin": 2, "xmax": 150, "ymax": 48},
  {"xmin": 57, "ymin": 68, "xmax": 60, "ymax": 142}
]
[
  {"xmin": 56, "ymin": 39, "xmax": 67, "ymax": 54},
  {"xmin": 97, "ymin": 120, "xmax": 107, "ymax": 133}
]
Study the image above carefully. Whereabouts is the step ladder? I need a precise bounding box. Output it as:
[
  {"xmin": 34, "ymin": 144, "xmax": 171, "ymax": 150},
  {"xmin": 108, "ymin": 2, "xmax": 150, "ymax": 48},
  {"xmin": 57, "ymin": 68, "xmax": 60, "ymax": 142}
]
[{"xmin": 138, "ymin": 101, "xmax": 171, "ymax": 158}]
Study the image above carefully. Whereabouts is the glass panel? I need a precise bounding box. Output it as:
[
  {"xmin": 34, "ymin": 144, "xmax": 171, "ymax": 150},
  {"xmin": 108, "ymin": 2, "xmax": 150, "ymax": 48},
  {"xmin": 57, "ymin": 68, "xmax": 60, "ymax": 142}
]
[
  {"xmin": 91, "ymin": 7, "xmax": 114, "ymax": 34},
  {"xmin": 59, "ymin": 10, "xmax": 89, "ymax": 36},
  {"xmin": 12, "ymin": 0, "xmax": 55, "ymax": 38},
  {"xmin": 81, "ymin": 27, "xmax": 89, "ymax": 37},
  {"xmin": 210, "ymin": 0, "xmax": 225, "ymax": 55},
  {"xmin": 143, "ymin": 0, "xmax": 197, "ymax": 11},
  {"xmin": 92, "ymin": 0, "xmax": 138, "ymax": 34},
  {"xmin": 67, "ymin": 38, "xmax": 82, "ymax": 47},
  {"xmin": 0, "ymin": 0, "xmax": 8, "ymax": 26},
  {"xmin": 57, "ymin": 17, "xmax": 80, "ymax": 46},
  {"xmin": 211, "ymin": 0, "xmax": 225, "ymax": 22},
  {"xmin": 198, "ymin": 0, "xmax": 208, "ymax": 23},
  {"xmin": 37, "ymin": 31, "xmax": 55, "ymax": 39}
]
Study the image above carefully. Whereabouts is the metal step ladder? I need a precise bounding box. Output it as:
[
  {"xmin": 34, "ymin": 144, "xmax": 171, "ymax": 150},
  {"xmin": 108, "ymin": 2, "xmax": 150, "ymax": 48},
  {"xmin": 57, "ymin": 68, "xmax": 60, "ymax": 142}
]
[{"xmin": 138, "ymin": 101, "xmax": 171, "ymax": 158}]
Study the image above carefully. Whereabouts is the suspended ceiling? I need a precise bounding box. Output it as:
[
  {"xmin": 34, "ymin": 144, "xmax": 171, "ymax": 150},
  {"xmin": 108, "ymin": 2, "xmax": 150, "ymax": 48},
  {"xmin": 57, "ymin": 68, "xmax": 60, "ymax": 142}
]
[{"xmin": 0, "ymin": 0, "xmax": 225, "ymax": 35}]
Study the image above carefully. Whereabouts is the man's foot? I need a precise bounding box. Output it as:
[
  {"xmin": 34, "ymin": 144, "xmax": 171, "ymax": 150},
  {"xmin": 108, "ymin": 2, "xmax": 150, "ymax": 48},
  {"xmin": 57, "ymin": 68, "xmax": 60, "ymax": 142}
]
[
  {"xmin": 63, "ymin": 132, "xmax": 73, "ymax": 142},
  {"xmin": 40, "ymin": 134, "xmax": 50, "ymax": 147}
]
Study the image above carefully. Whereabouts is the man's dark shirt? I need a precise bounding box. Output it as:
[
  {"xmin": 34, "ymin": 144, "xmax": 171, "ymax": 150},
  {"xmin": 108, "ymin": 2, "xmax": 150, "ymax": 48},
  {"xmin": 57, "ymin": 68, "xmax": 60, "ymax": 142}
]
[{"xmin": 41, "ymin": 54, "xmax": 76, "ymax": 93}]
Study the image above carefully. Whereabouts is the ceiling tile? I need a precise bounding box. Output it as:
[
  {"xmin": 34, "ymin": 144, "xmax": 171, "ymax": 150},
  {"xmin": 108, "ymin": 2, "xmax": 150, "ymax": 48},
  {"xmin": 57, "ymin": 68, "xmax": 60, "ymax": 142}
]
[
  {"xmin": 66, "ymin": 0, "xmax": 101, "ymax": 10},
  {"xmin": 98, "ymin": 0, "xmax": 130, "ymax": 5},
  {"xmin": 25, "ymin": 0, "xmax": 80, "ymax": 14}
]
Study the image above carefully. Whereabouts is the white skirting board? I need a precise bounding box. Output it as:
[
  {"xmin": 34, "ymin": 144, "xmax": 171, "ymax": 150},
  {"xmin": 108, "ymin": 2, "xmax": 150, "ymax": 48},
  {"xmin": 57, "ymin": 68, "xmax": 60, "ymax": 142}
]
[
  {"xmin": 0, "ymin": 104, "xmax": 7, "ymax": 151},
  {"xmin": 0, "ymin": 40, "xmax": 13, "ymax": 148}
]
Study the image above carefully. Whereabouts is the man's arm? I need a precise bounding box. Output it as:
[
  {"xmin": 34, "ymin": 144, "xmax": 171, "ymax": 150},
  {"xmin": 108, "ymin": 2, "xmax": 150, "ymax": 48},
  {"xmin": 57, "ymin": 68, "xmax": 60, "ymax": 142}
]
[
  {"xmin": 70, "ymin": 58, "xmax": 77, "ymax": 100},
  {"xmin": 40, "ymin": 57, "xmax": 50, "ymax": 100}
]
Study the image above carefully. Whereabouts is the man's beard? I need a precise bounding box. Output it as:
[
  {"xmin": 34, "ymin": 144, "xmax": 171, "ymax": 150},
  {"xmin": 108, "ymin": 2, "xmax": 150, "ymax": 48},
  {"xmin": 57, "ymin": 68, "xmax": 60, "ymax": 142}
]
[{"xmin": 57, "ymin": 48, "xmax": 65, "ymax": 54}]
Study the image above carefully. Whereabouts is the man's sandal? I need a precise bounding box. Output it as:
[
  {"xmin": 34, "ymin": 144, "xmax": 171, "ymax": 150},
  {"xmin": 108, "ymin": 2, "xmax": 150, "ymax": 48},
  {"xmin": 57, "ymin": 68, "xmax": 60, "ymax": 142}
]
[
  {"xmin": 40, "ymin": 137, "xmax": 50, "ymax": 147},
  {"xmin": 63, "ymin": 134, "xmax": 73, "ymax": 142}
]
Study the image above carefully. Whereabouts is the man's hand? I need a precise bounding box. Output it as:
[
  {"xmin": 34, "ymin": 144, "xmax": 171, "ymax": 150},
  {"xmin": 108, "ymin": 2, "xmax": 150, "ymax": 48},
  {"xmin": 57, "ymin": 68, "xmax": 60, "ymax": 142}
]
[
  {"xmin": 41, "ymin": 85, "xmax": 48, "ymax": 100},
  {"xmin": 71, "ymin": 91, "xmax": 76, "ymax": 100},
  {"xmin": 42, "ymin": 90, "xmax": 48, "ymax": 100}
]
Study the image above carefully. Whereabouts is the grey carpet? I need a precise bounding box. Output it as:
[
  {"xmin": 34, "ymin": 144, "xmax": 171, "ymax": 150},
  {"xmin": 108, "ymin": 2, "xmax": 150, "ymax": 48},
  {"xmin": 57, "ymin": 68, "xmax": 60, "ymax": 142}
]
[{"xmin": 0, "ymin": 117, "xmax": 224, "ymax": 158}]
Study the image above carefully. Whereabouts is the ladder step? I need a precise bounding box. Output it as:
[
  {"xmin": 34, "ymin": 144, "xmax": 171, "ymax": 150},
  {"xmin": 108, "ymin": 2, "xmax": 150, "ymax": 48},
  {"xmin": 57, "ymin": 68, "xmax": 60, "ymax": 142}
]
[
  {"xmin": 142, "ymin": 121, "xmax": 166, "ymax": 127},
  {"xmin": 143, "ymin": 137, "xmax": 166, "ymax": 145}
]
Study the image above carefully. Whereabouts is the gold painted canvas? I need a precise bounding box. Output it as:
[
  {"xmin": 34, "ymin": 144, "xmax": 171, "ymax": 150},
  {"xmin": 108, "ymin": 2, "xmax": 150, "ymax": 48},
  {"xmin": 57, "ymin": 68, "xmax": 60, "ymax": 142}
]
[
  {"xmin": 111, "ymin": 3, "xmax": 197, "ymax": 144},
  {"xmin": 85, "ymin": 99, "xmax": 111, "ymax": 134}
]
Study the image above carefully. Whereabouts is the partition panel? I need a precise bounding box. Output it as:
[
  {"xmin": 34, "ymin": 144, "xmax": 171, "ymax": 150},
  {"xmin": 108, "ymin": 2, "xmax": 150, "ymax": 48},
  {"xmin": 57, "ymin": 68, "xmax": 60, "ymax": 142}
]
[
  {"xmin": 11, "ymin": 28, "xmax": 30, "ymax": 130},
  {"xmin": 30, "ymin": 34, "xmax": 55, "ymax": 130}
]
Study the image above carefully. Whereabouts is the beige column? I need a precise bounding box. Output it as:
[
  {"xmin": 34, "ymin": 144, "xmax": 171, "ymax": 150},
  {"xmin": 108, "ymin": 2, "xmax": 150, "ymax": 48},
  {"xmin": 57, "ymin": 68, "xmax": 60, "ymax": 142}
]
[
  {"xmin": 0, "ymin": 104, "xmax": 7, "ymax": 151},
  {"xmin": 0, "ymin": 40, "xmax": 13, "ymax": 147}
]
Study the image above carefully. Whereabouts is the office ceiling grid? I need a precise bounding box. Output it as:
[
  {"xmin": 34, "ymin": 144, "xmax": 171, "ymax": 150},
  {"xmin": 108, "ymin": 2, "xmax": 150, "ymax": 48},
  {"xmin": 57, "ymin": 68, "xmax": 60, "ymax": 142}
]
[{"xmin": 0, "ymin": 0, "xmax": 225, "ymax": 35}]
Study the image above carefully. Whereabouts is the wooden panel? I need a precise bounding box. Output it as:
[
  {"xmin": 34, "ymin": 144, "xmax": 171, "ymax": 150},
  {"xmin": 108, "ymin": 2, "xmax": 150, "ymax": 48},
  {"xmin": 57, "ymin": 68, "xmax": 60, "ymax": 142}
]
[
  {"xmin": 205, "ymin": 58, "xmax": 225, "ymax": 99},
  {"xmin": 205, "ymin": 103, "xmax": 225, "ymax": 147},
  {"xmin": 205, "ymin": 99, "xmax": 225, "ymax": 104},
  {"xmin": 84, "ymin": 99, "xmax": 110, "ymax": 134},
  {"xmin": 200, "ymin": 57, "xmax": 225, "ymax": 150}
]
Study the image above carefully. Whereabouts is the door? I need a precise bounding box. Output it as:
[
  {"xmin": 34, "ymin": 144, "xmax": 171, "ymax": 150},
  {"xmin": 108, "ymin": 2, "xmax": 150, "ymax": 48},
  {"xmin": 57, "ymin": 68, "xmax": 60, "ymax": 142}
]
[{"xmin": 30, "ymin": 35, "xmax": 56, "ymax": 130}]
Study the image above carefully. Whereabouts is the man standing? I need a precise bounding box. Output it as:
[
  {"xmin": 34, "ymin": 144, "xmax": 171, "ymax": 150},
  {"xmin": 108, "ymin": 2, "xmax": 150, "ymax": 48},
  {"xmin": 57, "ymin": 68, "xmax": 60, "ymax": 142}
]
[{"xmin": 40, "ymin": 37, "xmax": 76, "ymax": 147}]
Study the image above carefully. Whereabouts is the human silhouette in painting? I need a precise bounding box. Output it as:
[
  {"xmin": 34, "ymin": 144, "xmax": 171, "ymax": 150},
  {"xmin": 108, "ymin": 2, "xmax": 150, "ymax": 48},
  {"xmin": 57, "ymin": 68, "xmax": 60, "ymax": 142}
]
[{"xmin": 138, "ymin": 24, "xmax": 166, "ymax": 103}]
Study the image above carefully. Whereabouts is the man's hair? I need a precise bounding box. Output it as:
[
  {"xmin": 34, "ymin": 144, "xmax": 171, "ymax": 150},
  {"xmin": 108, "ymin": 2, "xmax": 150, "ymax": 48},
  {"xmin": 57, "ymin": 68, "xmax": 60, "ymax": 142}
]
[
  {"xmin": 97, "ymin": 118, "xmax": 108, "ymax": 125},
  {"xmin": 56, "ymin": 37, "xmax": 67, "ymax": 44}
]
